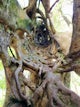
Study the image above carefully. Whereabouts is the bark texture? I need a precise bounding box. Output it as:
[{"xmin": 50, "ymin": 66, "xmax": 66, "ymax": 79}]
[
  {"xmin": 69, "ymin": 0, "xmax": 80, "ymax": 75},
  {"xmin": 70, "ymin": 0, "xmax": 80, "ymax": 53},
  {"xmin": 0, "ymin": 0, "xmax": 80, "ymax": 107}
]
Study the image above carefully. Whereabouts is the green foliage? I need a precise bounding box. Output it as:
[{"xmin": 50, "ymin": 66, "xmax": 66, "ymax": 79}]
[
  {"xmin": 0, "ymin": 62, "xmax": 6, "ymax": 107},
  {"xmin": 17, "ymin": 19, "xmax": 31, "ymax": 29},
  {"xmin": 0, "ymin": 79, "xmax": 6, "ymax": 89},
  {"xmin": 17, "ymin": 18, "xmax": 37, "ymax": 32},
  {"xmin": 0, "ymin": 60, "xmax": 4, "ymax": 70},
  {"xmin": 0, "ymin": 98, "xmax": 5, "ymax": 107},
  {"xmin": 0, "ymin": 61, "xmax": 6, "ymax": 89},
  {"xmin": 0, "ymin": 70, "xmax": 6, "ymax": 89}
]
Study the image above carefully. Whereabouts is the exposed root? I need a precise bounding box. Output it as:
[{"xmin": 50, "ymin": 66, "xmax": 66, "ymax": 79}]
[{"xmin": 32, "ymin": 71, "xmax": 80, "ymax": 107}]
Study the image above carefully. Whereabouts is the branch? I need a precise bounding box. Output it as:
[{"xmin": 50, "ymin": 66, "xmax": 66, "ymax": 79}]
[
  {"xmin": 22, "ymin": 74, "xmax": 36, "ymax": 92},
  {"xmin": 59, "ymin": 7, "xmax": 71, "ymax": 26},
  {"xmin": 25, "ymin": 0, "xmax": 36, "ymax": 19},
  {"xmin": 36, "ymin": 8, "xmax": 47, "ymax": 27},
  {"xmin": 49, "ymin": 0, "xmax": 59, "ymax": 12},
  {"xmin": 0, "ymin": 16, "xmax": 15, "ymax": 31},
  {"xmin": 58, "ymin": 63, "xmax": 80, "ymax": 73},
  {"xmin": 10, "ymin": 58, "xmax": 30, "ymax": 102},
  {"xmin": 66, "ymin": 50, "xmax": 80, "ymax": 60}
]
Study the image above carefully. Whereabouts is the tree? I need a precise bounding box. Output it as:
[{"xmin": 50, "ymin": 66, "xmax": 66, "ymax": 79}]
[{"xmin": 0, "ymin": 0, "xmax": 80, "ymax": 107}]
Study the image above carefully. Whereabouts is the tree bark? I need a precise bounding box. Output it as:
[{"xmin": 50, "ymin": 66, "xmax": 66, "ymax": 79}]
[
  {"xmin": 0, "ymin": 0, "xmax": 80, "ymax": 107},
  {"xmin": 70, "ymin": 0, "xmax": 80, "ymax": 75},
  {"xmin": 70, "ymin": 0, "xmax": 80, "ymax": 53}
]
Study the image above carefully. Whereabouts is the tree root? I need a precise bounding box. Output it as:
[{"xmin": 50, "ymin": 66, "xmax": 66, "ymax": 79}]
[{"xmin": 32, "ymin": 71, "xmax": 80, "ymax": 107}]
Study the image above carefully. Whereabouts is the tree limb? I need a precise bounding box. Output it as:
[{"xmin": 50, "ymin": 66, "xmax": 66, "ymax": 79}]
[{"xmin": 49, "ymin": 0, "xmax": 59, "ymax": 12}]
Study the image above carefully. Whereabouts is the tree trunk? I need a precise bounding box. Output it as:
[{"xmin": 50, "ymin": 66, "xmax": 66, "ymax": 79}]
[
  {"xmin": 0, "ymin": 0, "xmax": 80, "ymax": 107},
  {"xmin": 0, "ymin": 1, "xmax": 20, "ymax": 107},
  {"xmin": 70, "ymin": 0, "xmax": 80, "ymax": 53},
  {"xmin": 70, "ymin": 0, "xmax": 80, "ymax": 75}
]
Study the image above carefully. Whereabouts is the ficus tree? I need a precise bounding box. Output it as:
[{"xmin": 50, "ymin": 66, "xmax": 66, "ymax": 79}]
[{"xmin": 0, "ymin": 0, "xmax": 80, "ymax": 107}]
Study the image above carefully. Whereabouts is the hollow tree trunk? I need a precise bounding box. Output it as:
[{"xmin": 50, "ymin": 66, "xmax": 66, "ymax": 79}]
[{"xmin": 1, "ymin": 0, "xmax": 80, "ymax": 107}]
